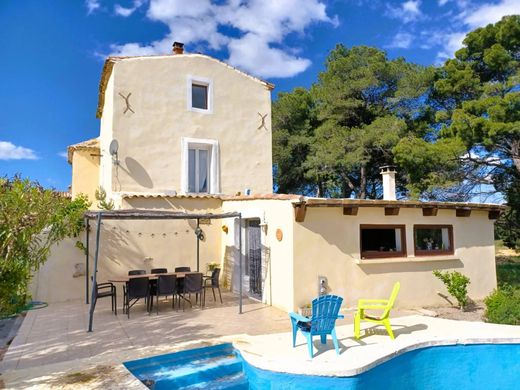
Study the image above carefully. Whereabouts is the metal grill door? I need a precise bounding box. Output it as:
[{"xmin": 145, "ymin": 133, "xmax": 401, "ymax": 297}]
[{"xmin": 247, "ymin": 220, "xmax": 262, "ymax": 299}]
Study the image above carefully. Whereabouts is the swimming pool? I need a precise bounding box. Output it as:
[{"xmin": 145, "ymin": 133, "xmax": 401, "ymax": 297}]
[{"xmin": 124, "ymin": 342, "xmax": 520, "ymax": 389}]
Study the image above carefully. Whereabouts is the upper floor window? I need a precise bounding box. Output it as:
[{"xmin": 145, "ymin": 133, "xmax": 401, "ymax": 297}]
[
  {"xmin": 414, "ymin": 225, "xmax": 453, "ymax": 256},
  {"xmin": 360, "ymin": 224, "xmax": 406, "ymax": 259},
  {"xmin": 188, "ymin": 146, "xmax": 209, "ymax": 193},
  {"xmin": 187, "ymin": 76, "xmax": 212, "ymax": 114}
]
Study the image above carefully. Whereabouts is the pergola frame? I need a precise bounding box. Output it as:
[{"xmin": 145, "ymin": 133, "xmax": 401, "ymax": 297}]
[{"xmin": 83, "ymin": 209, "xmax": 242, "ymax": 332}]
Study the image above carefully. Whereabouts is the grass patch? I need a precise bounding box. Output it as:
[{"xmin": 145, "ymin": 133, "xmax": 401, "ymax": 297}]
[
  {"xmin": 497, "ymin": 263, "xmax": 520, "ymax": 288},
  {"xmin": 495, "ymin": 239, "xmax": 520, "ymax": 287}
]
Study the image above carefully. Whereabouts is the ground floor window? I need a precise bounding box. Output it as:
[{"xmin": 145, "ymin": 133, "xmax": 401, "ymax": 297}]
[
  {"xmin": 414, "ymin": 225, "xmax": 453, "ymax": 256},
  {"xmin": 360, "ymin": 225, "xmax": 406, "ymax": 259}
]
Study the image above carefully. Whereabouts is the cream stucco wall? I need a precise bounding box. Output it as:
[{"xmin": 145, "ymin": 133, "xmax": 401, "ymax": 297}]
[
  {"xmin": 71, "ymin": 149, "xmax": 100, "ymax": 204},
  {"xmin": 293, "ymin": 207, "xmax": 497, "ymax": 310},
  {"xmin": 33, "ymin": 198, "xmax": 224, "ymax": 303},
  {"xmin": 33, "ymin": 198, "xmax": 498, "ymax": 312},
  {"xmin": 221, "ymin": 199, "xmax": 295, "ymax": 312},
  {"xmin": 99, "ymin": 72, "xmax": 115, "ymax": 197},
  {"xmin": 99, "ymin": 54, "xmax": 272, "ymax": 199}
]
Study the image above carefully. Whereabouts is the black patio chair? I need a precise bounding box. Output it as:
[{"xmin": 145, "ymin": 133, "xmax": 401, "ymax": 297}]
[
  {"xmin": 149, "ymin": 268, "xmax": 168, "ymax": 303},
  {"xmin": 123, "ymin": 277, "xmax": 150, "ymax": 318},
  {"xmin": 92, "ymin": 278, "xmax": 117, "ymax": 315},
  {"xmin": 151, "ymin": 268, "xmax": 168, "ymax": 274},
  {"xmin": 175, "ymin": 266, "xmax": 191, "ymax": 294},
  {"xmin": 152, "ymin": 274, "xmax": 177, "ymax": 314},
  {"xmin": 128, "ymin": 269, "xmax": 147, "ymax": 275},
  {"xmin": 181, "ymin": 272, "xmax": 204, "ymax": 311},
  {"xmin": 203, "ymin": 268, "xmax": 223, "ymax": 305}
]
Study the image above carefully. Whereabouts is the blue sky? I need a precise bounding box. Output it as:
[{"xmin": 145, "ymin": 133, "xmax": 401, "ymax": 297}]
[{"xmin": 0, "ymin": 0, "xmax": 518, "ymax": 191}]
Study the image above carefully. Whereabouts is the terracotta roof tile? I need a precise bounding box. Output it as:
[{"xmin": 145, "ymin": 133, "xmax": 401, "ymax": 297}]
[{"xmin": 66, "ymin": 138, "xmax": 100, "ymax": 164}]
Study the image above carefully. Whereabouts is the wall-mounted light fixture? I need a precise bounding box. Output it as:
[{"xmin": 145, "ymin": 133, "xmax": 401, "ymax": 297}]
[
  {"xmin": 259, "ymin": 212, "xmax": 268, "ymax": 234},
  {"xmin": 195, "ymin": 226, "xmax": 205, "ymax": 241}
]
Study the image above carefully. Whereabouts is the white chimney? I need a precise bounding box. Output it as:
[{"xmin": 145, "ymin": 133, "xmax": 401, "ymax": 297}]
[{"xmin": 380, "ymin": 166, "xmax": 397, "ymax": 200}]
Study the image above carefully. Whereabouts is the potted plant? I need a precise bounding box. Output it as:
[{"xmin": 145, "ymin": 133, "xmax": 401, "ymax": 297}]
[
  {"xmin": 298, "ymin": 303, "xmax": 312, "ymax": 317},
  {"xmin": 206, "ymin": 262, "xmax": 220, "ymax": 274}
]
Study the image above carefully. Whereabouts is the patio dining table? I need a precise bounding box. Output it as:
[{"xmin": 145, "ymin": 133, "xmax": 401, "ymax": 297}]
[
  {"xmin": 108, "ymin": 271, "xmax": 197, "ymax": 283},
  {"xmin": 108, "ymin": 271, "xmax": 202, "ymax": 311}
]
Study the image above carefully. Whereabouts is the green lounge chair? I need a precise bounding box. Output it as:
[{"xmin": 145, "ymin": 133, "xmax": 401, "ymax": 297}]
[
  {"xmin": 354, "ymin": 282, "xmax": 400, "ymax": 340},
  {"xmin": 289, "ymin": 295, "xmax": 344, "ymax": 358}
]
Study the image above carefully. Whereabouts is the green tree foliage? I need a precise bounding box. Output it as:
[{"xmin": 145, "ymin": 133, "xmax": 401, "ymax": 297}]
[
  {"xmin": 0, "ymin": 177, "xmax": 90, "ymax": 316},
  {"xmin": 273, "ymin": 45, "xmax": 434, "ymax": 197},
  {"xmin": 272, "ymin": 88, "xmax": 318, "ymax": 194}
]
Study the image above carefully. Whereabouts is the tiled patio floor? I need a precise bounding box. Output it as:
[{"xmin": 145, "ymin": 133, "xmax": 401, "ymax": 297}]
[
  {"xmin": 1, "ymin": 293, "xmax": 291, "ymax": 372},
  {"xmin": 0, "ymin": 294, "xmax": 418, "ymax": 389}
]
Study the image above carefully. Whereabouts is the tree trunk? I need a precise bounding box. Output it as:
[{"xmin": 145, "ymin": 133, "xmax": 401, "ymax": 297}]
[
  {"xmin": 359, "ymin": 164, "xmax": 367, "ymax": 199},
  {"xmin": 511, "ymin": 140, "xmax": 520, "ymax": 173}
]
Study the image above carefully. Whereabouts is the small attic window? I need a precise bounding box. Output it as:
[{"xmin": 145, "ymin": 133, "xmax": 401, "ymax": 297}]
[
  {"xmin": 192, "ymin": 84, "xmax": 208, "ymax": 110},
  {"xmin": 187, "ymin": 76, "xmax": 212, "ymax": 114}
]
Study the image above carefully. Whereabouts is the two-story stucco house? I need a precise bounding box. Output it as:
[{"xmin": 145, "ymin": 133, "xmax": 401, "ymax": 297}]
[{"xmin": 33, "ymin": 42, "xmax": 504, "ymax": 313}]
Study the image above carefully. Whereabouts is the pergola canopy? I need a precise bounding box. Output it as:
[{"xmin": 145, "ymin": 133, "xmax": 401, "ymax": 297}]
[
  {"xmin": 85, "ymin": 208, "xmax": 243, "ymax": 332},
  {"xmin": 84, "ymin": 209, "xmax": 241, "ymax": 220}
]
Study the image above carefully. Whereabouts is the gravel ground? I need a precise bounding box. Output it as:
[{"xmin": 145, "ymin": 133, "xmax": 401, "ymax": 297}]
[{"xmin": 423, "ymin": 301, "xmax": 486, "ymax": 322}]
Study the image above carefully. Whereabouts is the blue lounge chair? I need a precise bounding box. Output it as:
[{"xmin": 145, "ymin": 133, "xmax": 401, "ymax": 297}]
[{"xmin": 289, "ymin": 295, "xmax": 344, "ymax": 358}]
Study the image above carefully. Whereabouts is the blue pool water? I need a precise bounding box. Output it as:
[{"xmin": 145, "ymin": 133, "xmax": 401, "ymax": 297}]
[{"xmin": 124, "ymin": 342, "xmax": 520, "ymax": 389}]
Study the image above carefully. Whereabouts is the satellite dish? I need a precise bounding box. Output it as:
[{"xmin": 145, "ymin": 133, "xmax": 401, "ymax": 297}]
[{"xmin": 109, "ymin": 139, "xmax": 119, "ymax": 156}]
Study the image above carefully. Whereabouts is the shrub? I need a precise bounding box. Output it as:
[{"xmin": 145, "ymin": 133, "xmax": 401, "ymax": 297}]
[
  {"xmin": 0, "ymin": 177, "xmax": 90, "ymax": 317},
  {"xmin": 433, "ymin": 270, "xmax": 471, "ymax": 310},
  {"xmin": 484, "ymin": 285, "xmax": 520, "ymax": 325},
  {"xmin": 496, "ymin": 263, "xmax": 520, "ymax": 288}
]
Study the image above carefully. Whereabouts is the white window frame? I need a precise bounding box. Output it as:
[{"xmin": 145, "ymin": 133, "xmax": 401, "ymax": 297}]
[
  {"xmin": 187, "ymin": 75, "xmax": 213, "ymax": 114},
  {"xmin": 181, "ymin": 137, "xmax": 220, "ymax": 194}
]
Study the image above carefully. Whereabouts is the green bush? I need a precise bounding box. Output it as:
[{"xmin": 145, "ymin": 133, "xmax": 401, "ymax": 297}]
[
  {"xmin": 484, "ymin": 285, "xmax": 520, "ymax": 325},
  {"xmin": 433, "ymin": 270, "xmax": 471, "ymax": 310},
  {"xmin": 0, "ymin": 177, "xmax": 90, "ymax": 317}
]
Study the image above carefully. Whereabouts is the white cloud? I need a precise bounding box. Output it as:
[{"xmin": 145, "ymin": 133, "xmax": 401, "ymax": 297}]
[
  {"xmin": 228, "ymin": 33, "xmax": 311, "ymax": 78},
  {"xmin": 438, "ymin": 0, "xmax": 450, "ymax": 5},
  {"xmin": 463, "ymin": 0, "xmax": 520, "ymax": 29},
  {"xmin": 106, "ymin": 0, "xmax": 336, "ymax": 78},
  {"xmin": 114, "ymin": 0, "xmax": 146, "ymax": 17},
  {"xmin": 86, "ymin": 0, "xmax": 101, "ymax": 15},
  {"xmin": 436, "ymin": 31, "xmax": 466, "ymax": 63},
  {"xmin": 58, "ymin": 151, "xmax": 68, "ymax": 159},
  {"xmin": 387, "ymin": 0, "xmax": 423, "ymax": 23},
  {"xmin": 0, "ymin": 141, "xmax": 37, "ymax": 160},
  {"xmin": 435, "ymin": 0, "xmax": 520, "ymax": 62},
  {"xmin": 387, "ymin": 32, "xmax": 414, "ymax": 49}
]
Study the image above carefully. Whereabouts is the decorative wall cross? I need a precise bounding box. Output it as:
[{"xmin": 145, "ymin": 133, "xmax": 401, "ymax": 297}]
[
  {"xmin": 257, "ymin": 112, "xmax": 268, "ymax": 130},
  {"xmin": 118, "ymin": 92, "xmax": 135, "ymax": 114}
]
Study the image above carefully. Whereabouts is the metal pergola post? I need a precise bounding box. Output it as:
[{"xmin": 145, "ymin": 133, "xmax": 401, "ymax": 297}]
[
  {"xmin": 239, "ymin": 214, "xmax": 243, "ymax": 314},
  {"xmin": 196, "ymin": 218, "xmax": 200, "ymax": 272},
  {"xmin": 85, "ymin": 218, "xmax": 90, "ymax": 304},
  {"xmin": 87, "ymin": 212, "xmax": 102, "ymax": 332}
]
